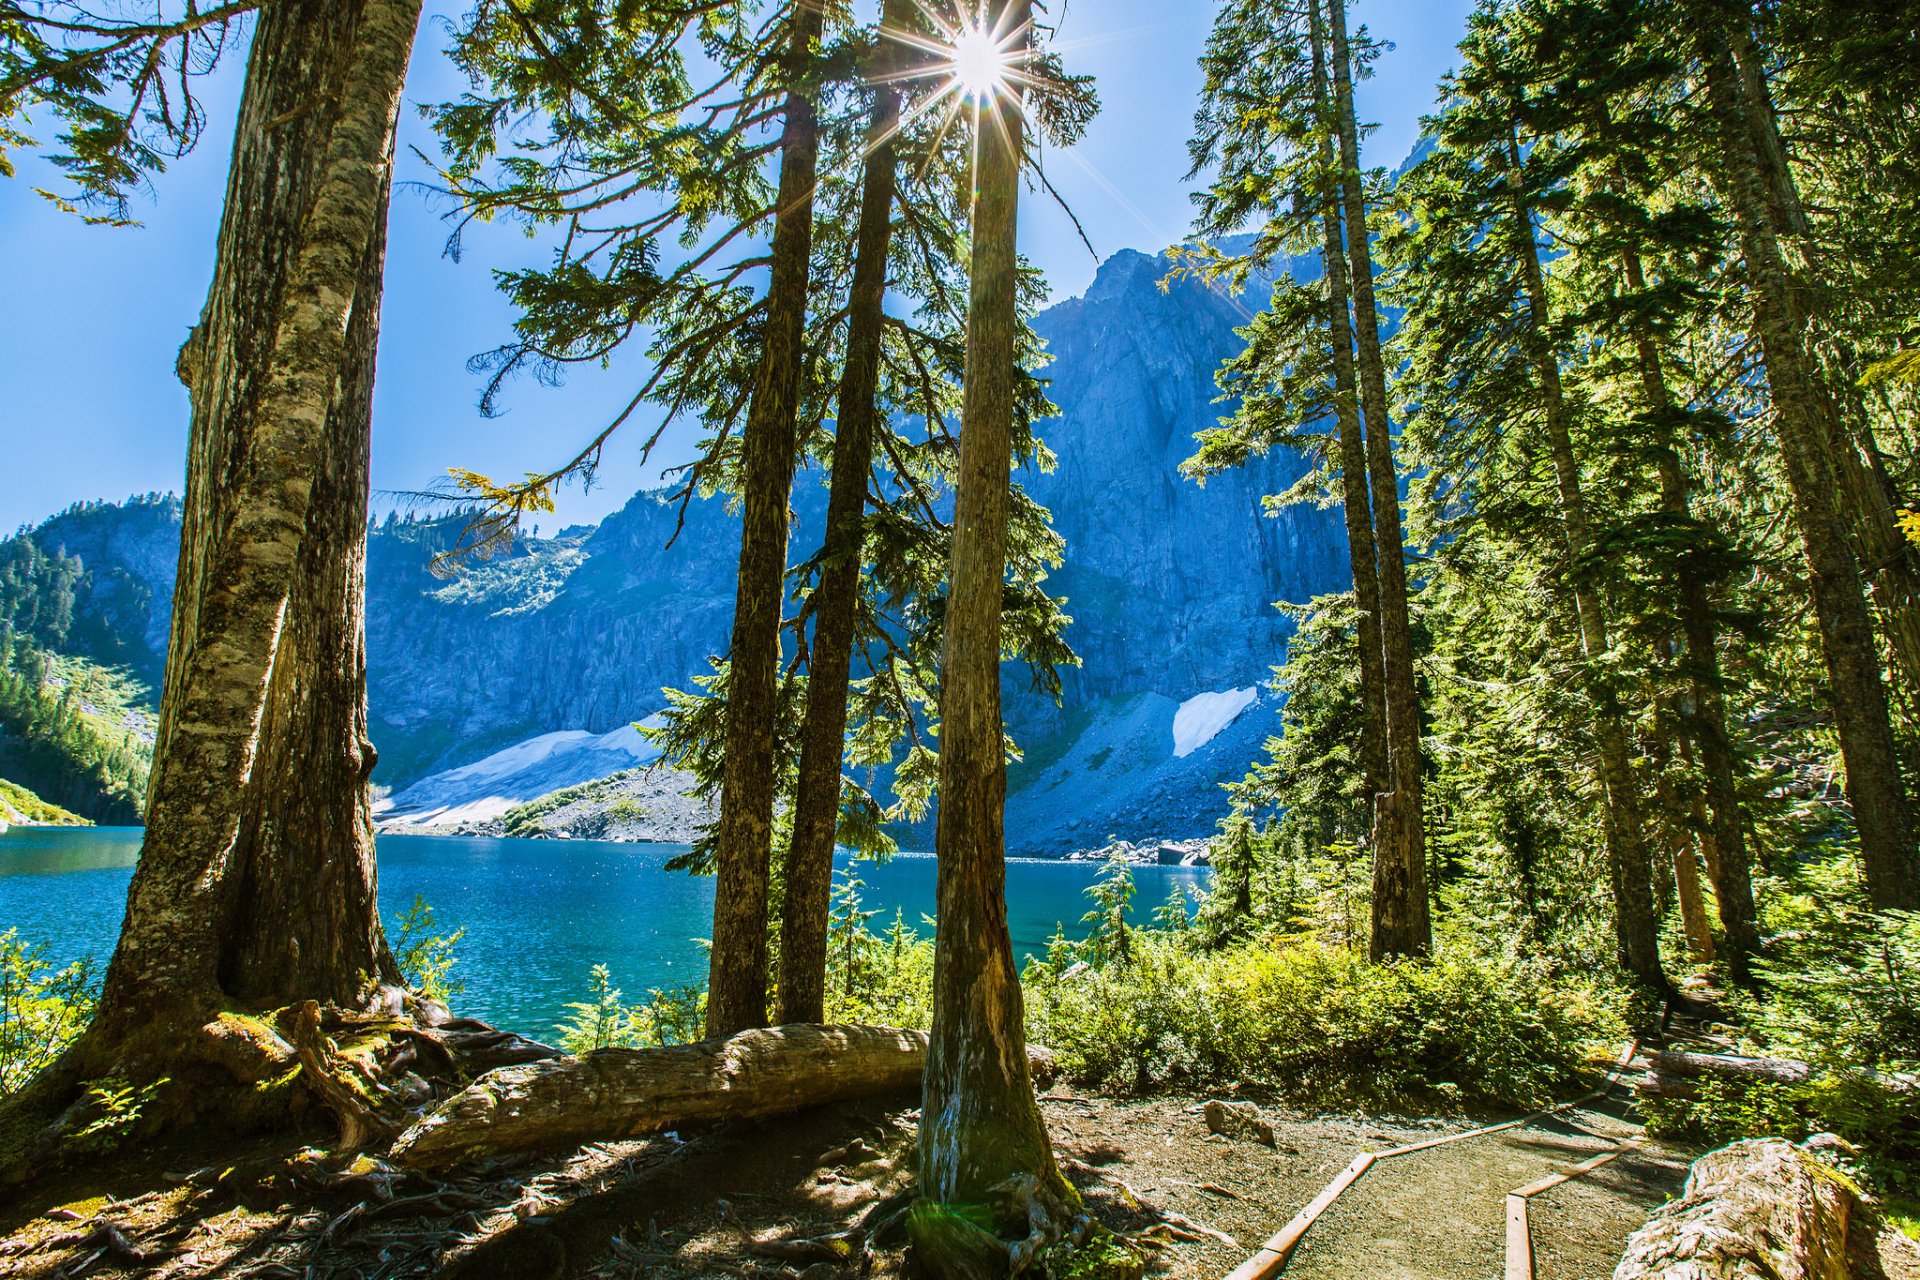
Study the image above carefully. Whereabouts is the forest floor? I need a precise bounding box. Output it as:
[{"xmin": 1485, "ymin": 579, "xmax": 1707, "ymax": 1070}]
[{"xmin": 0, "ymin": 1079, "xmax": 1690, "ymax": 1279}]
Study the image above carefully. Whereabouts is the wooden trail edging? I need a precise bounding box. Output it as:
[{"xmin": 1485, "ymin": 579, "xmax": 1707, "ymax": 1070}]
[
  {"xmin": 1503, "ymin": 1138, "xmax": 1641, "ymax": 1280},
  {"xmin": 1220, "ymin": 1040, "xmax": 1643, "ymax": 1280}
]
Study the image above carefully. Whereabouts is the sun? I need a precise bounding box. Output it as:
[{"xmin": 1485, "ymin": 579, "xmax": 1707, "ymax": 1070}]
[{"xmin": 948, "ymin": 22, "xmax": 1010, "ymax": 100}]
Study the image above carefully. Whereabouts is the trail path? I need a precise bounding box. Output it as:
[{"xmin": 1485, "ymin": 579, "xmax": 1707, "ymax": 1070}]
[{"xmin": 1275, "ymin": 1093, "xmax": 1686, "ymax": 1279}]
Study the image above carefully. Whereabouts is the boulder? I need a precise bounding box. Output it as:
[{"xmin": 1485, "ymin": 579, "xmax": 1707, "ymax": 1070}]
[
  {"xmin": 1614, "ymin": 1136, "xmax": 1920, "ymax": 1280},
  {"xmin": 1204, "ymin": 1100, "xmax": 1275, "ymax": 1147}
]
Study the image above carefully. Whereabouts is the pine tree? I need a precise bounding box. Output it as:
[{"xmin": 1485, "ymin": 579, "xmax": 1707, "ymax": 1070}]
[{"xmin": 1187, "ymin": 0, "xmax": 1427, "ymax": 960}]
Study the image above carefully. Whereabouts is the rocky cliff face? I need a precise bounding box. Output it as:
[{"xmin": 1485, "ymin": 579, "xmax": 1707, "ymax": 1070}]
[
  {"xmin": 1017, "ymin": 249, "xmax": 1344, "ymax": 721},
  {"xmin": 20, "ymin": 244, "xmax": 1349, "ymax": 851}
]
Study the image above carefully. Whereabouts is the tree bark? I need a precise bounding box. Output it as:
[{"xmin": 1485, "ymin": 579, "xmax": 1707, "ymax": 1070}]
[
  {"xmin": 1726, "ymin": 22, "xmax": 1920, "ymax": 754},
  {"xmin": 1620, "ymin": 242, "xmax": 1759, "ymax": 978},
  {"xmin": 707, "ymin": 4, "xmax": 827, "ymax": 1038},
  {"xmin": 1503, "ymin": 133, "xmax": 1666, "ymax": 993},
  {"xmin": 778, "ymin": 0, "xmax": 913, "ymax": 1026},
  {"xmin": 1614, "ymin": 1138, "xmax": 1857, "ymax": 1280},
  {"xmin": 391, "ymin": 1023, "xmax": 937, "ymax": 1171},
  {"xmin": 1697, "ymin": 31, "xmax": 1917, "ymax": 908},
  {"xmin": 1308, "ymin": 0, "xmax": 1387, "ymax": 810},
  {"xmin": 1329, "ymin": 0, "xmax": 1430, "ymax": 962},
  {"xmin": 88, "ymin": 0, "xmax": 419, "ymax": 1049},
  {"xmin": 918, "ymin": 0, "xmax": 1066, "ymax": 1216}
]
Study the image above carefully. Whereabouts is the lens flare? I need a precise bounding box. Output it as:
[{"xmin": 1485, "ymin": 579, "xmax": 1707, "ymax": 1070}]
[{"xmin": 949, "ymin": 23, "xmax": 1008, "ymax": 99}]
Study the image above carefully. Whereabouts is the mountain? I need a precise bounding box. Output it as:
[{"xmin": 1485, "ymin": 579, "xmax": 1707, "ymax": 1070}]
[{"xmin": 5, "ymin": 244, "xmax": 1350, "ymax": 852}]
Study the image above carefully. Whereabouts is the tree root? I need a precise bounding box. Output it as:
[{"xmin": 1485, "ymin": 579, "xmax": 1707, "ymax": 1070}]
[{"xmin": 1, "ymin": 997, "xmax": 561, "ymax": 1184}]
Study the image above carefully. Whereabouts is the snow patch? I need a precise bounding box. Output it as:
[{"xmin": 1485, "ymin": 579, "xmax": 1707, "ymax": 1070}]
[
  {"xmin": 1172, "ymin": 687, "xmax": 1258, "ymax": 758},
  {"xmin": 378, "ymin": 716, "xmax": 667, "ymax": 829}
]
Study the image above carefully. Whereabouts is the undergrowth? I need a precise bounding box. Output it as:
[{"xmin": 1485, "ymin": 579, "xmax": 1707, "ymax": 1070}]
[{"xmin": 1639, "ymin": 858, "xmax": 1920, "ymax": 1194}]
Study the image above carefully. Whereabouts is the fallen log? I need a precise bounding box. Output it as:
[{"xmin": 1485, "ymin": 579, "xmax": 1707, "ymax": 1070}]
[
  {"xmin": 1614, "ymin": 1136, "xmax": 1920, "ymax": 1280},
  {"xmin": 1644, "ymin": 1050, "xmax": 1815, "ymax": 1087},
  {"xmin": 1636, "ymin": 1050, "xmax": 1920, "ymax": 1102},
  {"xmin": 390, "ymin": 1024, "xmax": 1053, "ymax": 1170}
]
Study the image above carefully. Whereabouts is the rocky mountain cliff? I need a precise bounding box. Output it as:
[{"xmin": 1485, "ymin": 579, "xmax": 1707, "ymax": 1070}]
[{"xmin": 11, "ymin": 245, "xmax": 1348, "ymax": 852}]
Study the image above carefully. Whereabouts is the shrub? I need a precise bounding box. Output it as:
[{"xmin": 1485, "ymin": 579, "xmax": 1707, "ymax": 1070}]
[
  {"xmin": 392, "ymin": 895, "xmax": 465, "ymax": 1002},
  {"xmin": 1024, "ymin": 929, "xmax": 1624, "ymax": 1108},
  {"xmin": 1640, "ymin": 861, "xmax": 1920, "ymax": 1192},
  {"xmin": 0, "ymin": 928, "xmax": 96, "ymax": 1095},
  {"xmin": 555, "ymin": 963, "xmax": 706, "ymax": 1052}
]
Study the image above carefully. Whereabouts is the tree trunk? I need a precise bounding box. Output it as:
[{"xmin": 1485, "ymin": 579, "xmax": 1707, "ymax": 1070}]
[
  {"xmin": 1503, "ymin": 133, "xmax": 1666, "ymax": 993},
  {"xmin": 918, "ymin": 0, "xmax": 1066, "ymax": 1219},
  {"xmin": 391, "ymin": 1024, "xmax": 937, "ymax": 1171},
  {"xmin": 1697, "ymin": 31, "xmax": 1917, "ymax": 908},
  {"xmin": 1726, "ymin": 23, "xmax": 1920, "ymax": 751},
  {"xmin": 707, "ymin": 4, "xmax": 827, "ymax": 1038},
  {"xmin": 778, "ymin": 0, "xmax": 913, "ymax": 1026},
  {"xmin": 1667, "ymin": 810, "xmax": 1717, "ymax": 968},
  {"xmin": 1329, "ymin": 0, "xmax": 1429, "ymax": 961},
  {"xmin": 1308, "ymin": 0, "xmax": 1387, "ymax": 810},
  {"xmin": 1620, "ymin": 242, "xmax": 1759, "ymax": 978},
  {"xmin": 86, "ymin": 0, "xmax": 419, "ymax": 1052}
]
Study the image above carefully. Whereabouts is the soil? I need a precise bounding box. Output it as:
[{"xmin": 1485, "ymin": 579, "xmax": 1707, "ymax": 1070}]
[{"xmin": 0, "ymin": 1081, "xmax": 1690, "ymax": 1279}]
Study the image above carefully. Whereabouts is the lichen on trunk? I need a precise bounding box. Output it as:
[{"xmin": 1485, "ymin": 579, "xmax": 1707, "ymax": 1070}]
[{"xmin": 5, "ymin": 0, "xmax": 421, "ymax": 1164}]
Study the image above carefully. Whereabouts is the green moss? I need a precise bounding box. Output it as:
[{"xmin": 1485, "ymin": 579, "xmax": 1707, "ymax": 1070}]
[{"xmin": 1042, "ymin": 1230, "xmax": 1145, "ymax": 1280}]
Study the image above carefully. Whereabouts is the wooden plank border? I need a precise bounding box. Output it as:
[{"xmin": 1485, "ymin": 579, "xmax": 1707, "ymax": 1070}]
[{"xmin": 1216, "ymin": 1038, "xmax": 1643, "ymax": 1280}]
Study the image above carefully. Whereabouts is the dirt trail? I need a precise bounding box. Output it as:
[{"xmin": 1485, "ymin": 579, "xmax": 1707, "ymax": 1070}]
[
  {"xmin": 0, "ymin": 1086, "xmax": 1688, "ymax": 1278},
  {"xmin": 1276, "ymin": 1095, "xmax": 1687, "ymax": 1279}
]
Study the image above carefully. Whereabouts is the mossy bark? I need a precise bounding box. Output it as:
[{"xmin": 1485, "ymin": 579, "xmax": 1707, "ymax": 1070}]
[
  {"xmin": 918, "ymin": 0, "xmax": 1067, "ymax": 1226},
  {"xmin": 778, "ymin": 0, "xmax": 913, "ymax": 1026},
  {"xmin": 11, "ymin": 0, "xmax": 419, "ymax": 1151},
  {"xmin": 1329, "ymin": 0, "xmax": 1429, "ymax": 961},
  {"xmin": 707, "ymin": 4, "xmax": 827, "ymax": 1038}
]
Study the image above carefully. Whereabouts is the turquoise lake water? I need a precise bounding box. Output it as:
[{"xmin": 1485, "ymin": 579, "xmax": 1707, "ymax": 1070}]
[{"xmin": 0, "ymin": 827, "xmax": 1209, "ymax": 1040}]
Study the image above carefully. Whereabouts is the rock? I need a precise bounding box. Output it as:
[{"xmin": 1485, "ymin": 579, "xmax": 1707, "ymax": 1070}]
[
  {"xmin": 1613, "ymin": 1135, "xmax": 1920, "ymax": 1280},
  {"xmin": 1203, "ymin": 1099, "xmax": 1275, "ymax": 1146}
]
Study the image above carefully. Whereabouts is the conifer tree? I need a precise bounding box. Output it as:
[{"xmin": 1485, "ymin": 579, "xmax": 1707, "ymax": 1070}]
[
  {"xmin": 1188, "ymin": 0, "xmax": 1427, "ymax": 959},
  {"xmin": 1, "ymin": 0, "xmax": 424, "ymax": 1147},
  {"xmin": 912, "ymin": 1, "xmax": 1074, "ymax": 1249},
  {"xmin": 1686, "ymin": 3, "xmax": 1917, "ymax": 907},
  {"xmin": 781, "ymin": 0, "xmax": 942, "ymax": 1025},
  {"xmin": 1327, "ymin": 0, "xmax": 1429, "ymax": 960},
  {"xmin": 1186, "ymin": 0, "xmax": 1388, "ymax": 817},
  {"xmin": 433, "ymin": 0, "xmax": 1087, "ymax": 1028}
]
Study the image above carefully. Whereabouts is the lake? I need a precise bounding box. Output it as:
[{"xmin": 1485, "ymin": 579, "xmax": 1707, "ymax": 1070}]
[{"xmin": 0, "ymin": 827, "xmax": 1209, "ymax": 1040}]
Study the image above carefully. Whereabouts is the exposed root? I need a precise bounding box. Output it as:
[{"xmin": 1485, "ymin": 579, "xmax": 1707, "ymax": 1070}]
[
  {"xmin": 1, "ymin": 998, "xmax": 560, "ymax": 1185},
  {"xmin": 290, "ymin": 1001, "xmax": 402, "ymax": 1151}
]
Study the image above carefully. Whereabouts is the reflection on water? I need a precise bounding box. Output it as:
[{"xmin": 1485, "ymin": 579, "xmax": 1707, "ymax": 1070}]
[{"xmin": 0, "ymin": 826, "xmax": 1209, "ymax": 1039}]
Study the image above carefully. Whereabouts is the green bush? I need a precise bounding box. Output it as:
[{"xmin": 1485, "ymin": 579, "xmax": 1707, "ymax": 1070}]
[
  {"xmin": 0, "ymin": 928, "xmax": 96, "ymax": 1095},
  {"xmin": 1640, "ymin": 861, "xmax": 1920, "ymax": 1192},
  {"xmin": 555, "ymin": 963, "xmax": 706, "ymax": 1051},
  {"xmin": 392, "ymin": 895, "xmax": 466, "ymax": 1002},
  {"xmin": 822, "ymin": 868, "xmax": 936, "ymax": 1029},
  {"xmin": 1024, "ymin": 929, "xmax": 1624, "ymax": 1107}
]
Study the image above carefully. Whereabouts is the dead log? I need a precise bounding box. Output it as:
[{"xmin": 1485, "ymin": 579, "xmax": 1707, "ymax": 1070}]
[
  {"xmin": 1646, "ymin": 1050, "xmax": 1815, "ymax": 1086},
  {"xmin": 391, "ymin": 1024, "xmax": 1052, "ymax": 1170},
  {"xmin": 1615, "ymin": 1138, "xmax": 1851, "ymax": 1278},
  {"xmin": 1637, "ymin": 1051, "xmax": 1920, "ymax": 1103}
]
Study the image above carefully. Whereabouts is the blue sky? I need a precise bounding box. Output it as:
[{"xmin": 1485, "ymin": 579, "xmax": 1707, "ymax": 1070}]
[{"xmin": 0, "ymin": 0, "xmax": 1472, "ymax": 534}]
